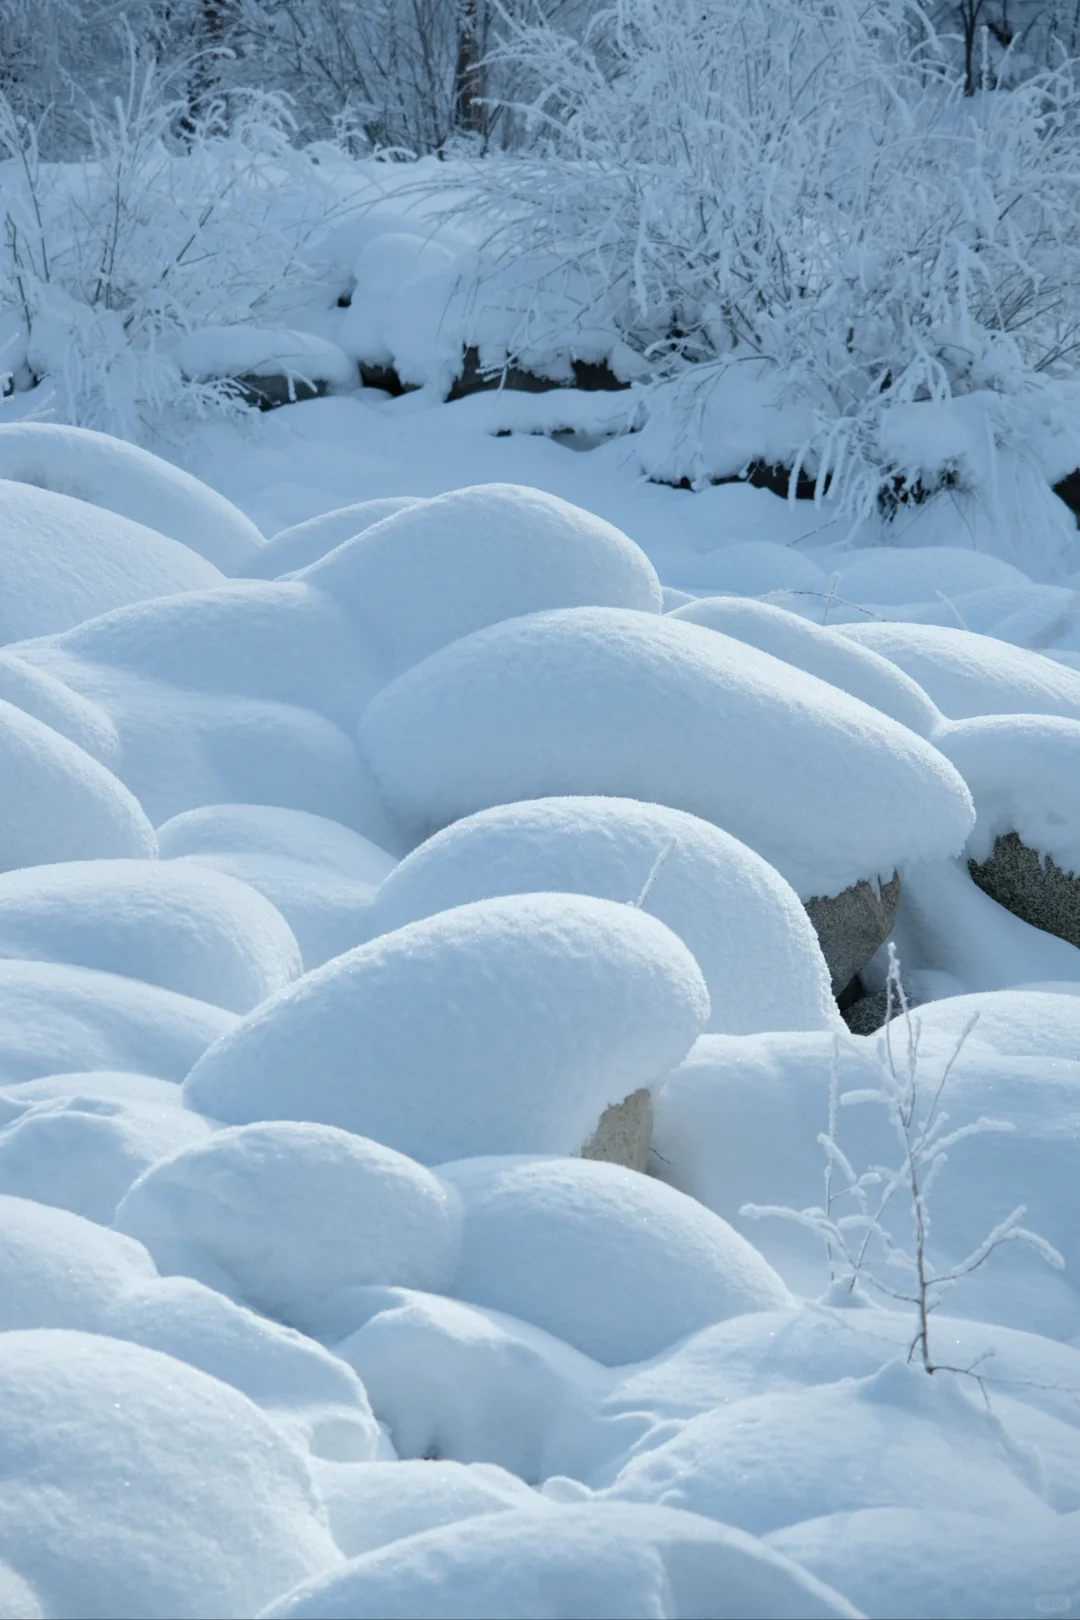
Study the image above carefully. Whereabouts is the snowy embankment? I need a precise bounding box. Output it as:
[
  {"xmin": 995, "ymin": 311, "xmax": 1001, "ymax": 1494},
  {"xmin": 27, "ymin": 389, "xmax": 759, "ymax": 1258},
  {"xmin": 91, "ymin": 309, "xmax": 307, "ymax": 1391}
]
[{"xmin": 1, "ymin": 414, "xmax": 1080, "ymax": 1620}]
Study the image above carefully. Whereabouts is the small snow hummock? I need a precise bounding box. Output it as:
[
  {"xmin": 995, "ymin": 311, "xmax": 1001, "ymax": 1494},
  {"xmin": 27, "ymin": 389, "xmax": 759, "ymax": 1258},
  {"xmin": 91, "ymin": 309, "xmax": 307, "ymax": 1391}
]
[
  {"xmin": 184, "ymin": 892, "xmax": 710, "ymax": 1164},
  {"xmin": 243, "ymin": 497, "xmax": 422, "ymax": 580},
  {"xmin": 0, "ymin": 422, "xmax": 264, "ymax": 573},
  {"xmin": 113, "ymin": 1122, "xmax": 462, "ymax": 1338},
  {"xmin": 934, "ymin": 713, "xmax": 1080, "ymax": 876},
  {"xmin": 359, "ymin": 606, "xmax": 975, "ymax": 898},
  {"xmin": 360, "ymin": 796, "xmax": 838, "ymax": 1036}
]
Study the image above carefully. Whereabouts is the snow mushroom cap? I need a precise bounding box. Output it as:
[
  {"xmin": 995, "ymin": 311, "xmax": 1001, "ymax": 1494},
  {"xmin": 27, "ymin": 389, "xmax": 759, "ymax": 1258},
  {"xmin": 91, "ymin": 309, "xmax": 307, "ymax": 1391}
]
[
  {"xmin": 183, "ymin": 890, "xmax": 710, "ymax": 1164},
  {"xmin": 359, "ymin": 606, "xmax": 975, "ymax": 898}
]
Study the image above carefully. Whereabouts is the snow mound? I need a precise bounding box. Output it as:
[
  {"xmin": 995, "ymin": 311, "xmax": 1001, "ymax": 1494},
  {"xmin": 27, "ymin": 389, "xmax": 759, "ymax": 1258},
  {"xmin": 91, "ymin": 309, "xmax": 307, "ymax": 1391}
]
[
  {"xmin": 0, "ymin": 1083, "xmax": 212, "ymax": 1223},
  {"xmin": 0, "ymin": 858, "xmax": 301, "ymax": 1013},
  {"xmin": 839, "ymin": 620, "xmax": 1080, "ymax": 721},
  {"xmin": 246, "ymin": 498, "xmax": 422, "ymax": 579},
  {"xmin": 0, "ymin": 960, "xmax": 234, "ymax": 1084},
  {"xmin": 605, "ymin": 1359, "xmax": 1050, "ymax": 1533},
  {"xmin": 829, "ymin": 544, "xmax": 1031, "ymax": 607},
  {"xmin": 0, "ymin": 1193, "xmax": 157, "ymax": 1331},
  {"xmin": 0, "ymin": 699, "xmax": 156, "ymax": 872},
  {"xmin": 334, "ymin": 1286, "xmax": 616, "ymax": 1483},
  {"xmin": 298, "ymin": 485, "xmax": 664, "ymax": 677},
  {"xmin": 30, "ymin": 581, "xmax": 386, "ymax": 728},
  {"xmin": 0, "ymin": 650, "xmax": 118, "ymax": 762},
  {"xmin": 360, "ymin": 607, "xmax": 975, "ymax": 898},
  {"xmin": 168, "ymin": 852, "xmax": 380, "ymax": 971},
  {"xmin": 157, "ymin": 803, "xmax": 396, "ymax": 885},
  {"xmin": 0, "ymin": 1330, "xmax": 338, "ymax": 1619},
  {"xmin": 114, "ymin": 1122, "xmax": 462, "ymax": 1336},
  {"xmin": 313, "ymin": 1459, "xmax": 535, "ymax": 1559},
  {"xmin": 934, "ymin": 714, "xmax": 1080, "ymax": 874},
  {"xmin": 0, "ymin": 421, "xmax": 264, "ymax": 572},
  {"xmin": 769, "ymin": 1505, "xmax": 1080, "ymax": 1620},
  {"xmin": 670, "ymin": 596, "xmax": 941, "ymax": 736},
  {"xmin": 913, "ymin": 988, "xmax": 1080, "ymax": 1060},
  {"xmin": 439, "ymin": 1156, "xmax": 790, "ymax": 1366},
  {"xmin": 184, "ymin": 893, "xmax": 709, "ymax": 1164},
  {"xmin": 0, "ymin": 479, "xmax": 223, "ymax": 645},
  {"xmin": 261, "ymin": 1501, "xmax": 858, "ymax": 1620},
  {"xmin": 3, "ymin": 652, "xmax": 395, "ymax": 840},
  {"xmin": 176, "ymin": 325, "xmax": 358, "ymax": 393},
  {"xmin": 361, "ymin": 798, "xmax": 836, "ymax": 1036},
  {"xmin": 662, "ymin": 539, "xmax": 829, "ymax": 597}
]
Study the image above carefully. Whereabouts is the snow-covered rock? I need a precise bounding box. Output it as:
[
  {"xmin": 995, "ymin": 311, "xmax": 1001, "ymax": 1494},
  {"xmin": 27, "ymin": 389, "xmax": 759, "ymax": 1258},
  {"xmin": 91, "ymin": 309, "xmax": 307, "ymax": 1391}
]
[
  {"xmin": 0, "ymin": 858, "xmax": 302, "ymax": 1013},
  {"xmin": 0, "ymin": 479, "xmax": 223, "ymax": 645},
  {"xmin": 261, "ymin": 1501, "xmax": 859, "ymax": 1620},
  {"xmin": 0, "ymin": 1193, "xmax": 157, "ymax": 1331},
  {"xmin": 828, "ymin": 544, "xmax": 1032, "ymax": 607},
  {"xmin": 245, "ymin": 497, "xmax": 421, "ymax": 579},
  {"xmin": 156, "ymin": 803, "xmax": 396, "ymax": 885},
  {"xmin": 0, "ymin": 1329, "xmax": 339, "ymax": 1618},
  {"xmin": 360, "ymin": 798, "xmax": 837, "ymax": 1036},
  {"xmin": 114, "ymin": 1122, "xmax": 462, "ymax": 1337},
  {"xmin": 312, "ymin": 1459, "xmax": 535, "ymax": 1560},
  {"xmin": 0, "ymin": 959, "xmax": 234, "ymax": 1084},
  {"xmin": 0, "ymin": 650, "xmax": 117, "ymax": 763},
  {"xmin": 936, "ymin": 713, "xmax": 1080, "ymax": 878},
  {"xmin": 360, "ymin": 606, "xmax": 975, "ymax": 898},
  {"xmin": 0, "ymin": 421, "xmax": 264, "ymax": 572},
  {"xmin": 670, "ymin": 596, "xmax": 941, "ymax": 735},
  {"xmin": 840, "ymin": 620, "xmax": 1080, "ymax": 721},
  {"xmin": 176, "ymin": 326, "xmax": 359, "ymax": 400},
  {"xmin": 0, "ymin": 699, "xmax": 156, "ymax": 873},
  {"xmin": 297, "ymin": 484, "xmax": 664, "ymax": 678},
  {"xmin": 439, "ymin": 1155, "xmax": 790, "ymax": 1366},
  {"xmin": 184, "ymin": 893, "xmax": 709, "ymax": 1164}
]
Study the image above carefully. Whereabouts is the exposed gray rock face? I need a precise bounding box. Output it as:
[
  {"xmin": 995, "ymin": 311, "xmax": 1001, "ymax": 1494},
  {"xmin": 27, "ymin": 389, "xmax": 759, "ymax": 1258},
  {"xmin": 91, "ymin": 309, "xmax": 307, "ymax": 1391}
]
[
  {"xmin": 803, "ymin": 873, "xmax": 901, "ymax": 994},
  {"xmin": 969, "ymin": 832, "xmax": 1080, "ymax": 949},
  {"xmin": 580, "ymin": 1088, "xmax": 653, "ymax": 1173}
]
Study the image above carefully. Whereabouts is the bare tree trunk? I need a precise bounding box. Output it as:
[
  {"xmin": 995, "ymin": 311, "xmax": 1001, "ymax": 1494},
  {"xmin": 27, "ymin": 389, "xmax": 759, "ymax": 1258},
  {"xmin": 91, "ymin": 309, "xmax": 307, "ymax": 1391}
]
[
  {"xmin": 959, "ymin": 0, "xmax": 985, "ymax": 95},
  {"xmin": 455, "ymin": 0, "xmax": 486, "ymax": 137}
]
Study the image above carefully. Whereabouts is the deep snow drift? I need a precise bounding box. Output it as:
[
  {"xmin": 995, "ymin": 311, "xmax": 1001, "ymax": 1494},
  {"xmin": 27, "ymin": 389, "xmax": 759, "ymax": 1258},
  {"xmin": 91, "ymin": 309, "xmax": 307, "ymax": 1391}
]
[{"xmin": 0, "ymin": 411, "xmax": 1078, "ymax": 1620}]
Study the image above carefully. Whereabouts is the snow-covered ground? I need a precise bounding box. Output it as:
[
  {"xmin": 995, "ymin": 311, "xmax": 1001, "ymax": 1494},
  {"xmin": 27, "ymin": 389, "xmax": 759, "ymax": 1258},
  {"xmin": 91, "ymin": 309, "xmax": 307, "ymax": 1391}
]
[{"xmin": 2, "ymin": 383, "xmax": 1080, "ymax": 1620}]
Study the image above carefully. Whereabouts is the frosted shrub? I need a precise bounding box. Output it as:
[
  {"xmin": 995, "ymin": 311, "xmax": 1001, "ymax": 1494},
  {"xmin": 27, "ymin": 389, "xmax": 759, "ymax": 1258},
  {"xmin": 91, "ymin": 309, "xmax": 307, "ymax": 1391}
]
[
  {"xmin": 458, "ymin": 0, "xmax": 1080, "ymax": 518},
  {"xmin": 0, "ymin": 53, "xmax": 335, "ymax": 438}
]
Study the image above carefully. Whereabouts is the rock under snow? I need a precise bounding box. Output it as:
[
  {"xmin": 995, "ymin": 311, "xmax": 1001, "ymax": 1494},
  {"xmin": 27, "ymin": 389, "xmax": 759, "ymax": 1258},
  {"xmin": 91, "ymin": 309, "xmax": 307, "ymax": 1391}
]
[
  {"xmin": 359, "ymin": 797, "xmax": 837, "ymax": 1036},
  {"xmin": 156, "ymin": 803, "xmax": 396, "ymax": 885},
  {"xmin": 0, "ymin": 959, "xmax": 234, "ymax": 1085},
  {"xmin": 0, "ymin": 699, "xmax": 156, "ymax": 873},
  {"xmin": 0, "ymin": 421, "xmax": 264, "ymax": 572},
  {"xmin": 0, "ymin": 479, "xmax": 223, "ymax": 645},
  {"xmin": 803, "ymin": 872, "xmax": 901, "ymax": 994},
  {"xmin": 0, "ymin": 1329, "xmax": 338, "ymax": 1619},
  {"xmin": 438, "ymin": 1155, "xmax": 790, "ymax": 1366},
  {"xmin": 176, "ymin": 326, "xmax": 359, "ymax": 406},
  {"xmin": 359, "ymin": 606, "xmax": 975, "ymax": 899},
  {"xmin": 245, "ymin": 497, "xmax": 422, "ymax": 579},
  {"xmin": 184, "ymin": 893, "xmax": 709, "ymax": 1164},
  {"xmin": 297, "ymin": 484, "xmax": 664, "ymax": 678},
  {"xmin": 113, "ymin": 1122, "xmax": 462, "ymax": 1337},
  {"xmin": 0, "ymin": 858, "xmax": 302, "ymax": 1013}
]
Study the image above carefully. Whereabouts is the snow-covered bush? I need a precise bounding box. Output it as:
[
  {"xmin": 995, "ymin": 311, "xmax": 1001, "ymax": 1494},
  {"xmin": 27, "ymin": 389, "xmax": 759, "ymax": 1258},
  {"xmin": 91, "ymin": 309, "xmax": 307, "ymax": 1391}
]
[
  {"xmin": 454, "ymin": 0, "xmax": 1080, "ymax": 524},
  {"xmin": 0, "ymin": 56, "xmax": 335, "ymax": 437}
]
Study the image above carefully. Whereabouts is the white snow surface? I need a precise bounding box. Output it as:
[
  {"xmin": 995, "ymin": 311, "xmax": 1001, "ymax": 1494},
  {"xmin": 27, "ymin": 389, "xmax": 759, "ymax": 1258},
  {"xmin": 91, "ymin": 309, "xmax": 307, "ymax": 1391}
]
[
  {"xmin": 260, "ymin": 1500, "xmax": 859, "ymax": 1620},
  {"xmin": 114, "ymin": 1122, "xmax": 462, "ymax": 1337},
  {"xmin": 0, "ymin": 1329, "xmax": 339, "ymax": 1619},
  {"xmin": 296, "ymin": 483, "xmax": 664, "ymax": 677},
  {"xmin": 156, "ymin": 803, "xmax": 396, "ymax": 885},
  {"xmin": 0, "ymin": 422, "xmax": 264, "ymax": 572},
  {"xmin": 360, "ymin": 606, "xmax": 975, "ymax": 897},
  {"xmin": 184, "ymin": 893, "xmax": 709, "ymax": 1163},
  {"xmin": 670, "ymin": 595, "xmax": 942, "ymax": 736},
  {"xmin": 245, "ymin": 497, "xmax": 422, "ymax": 579},
  {"xmin": 0, "ymin": 698, "xmax": 156, "ymax": 872},
  {"xmin": 359, "ymin": 797, "xmax": 838, "ymax": 1036},
  {"xmin": 840, "ymin": 620, "xmax": 1080, "ymax": 720},
  {"xmin": 0, "ymin": 959, "xmax": 234, "ymax": 1085},
  {"xmin": 0, "ymin": 478, "xmax": 223, "ymax": 644},
  {"xmin": 0, "ymin": 857, "xmax": 302, "ymax": 1012},
  {"xmin": 935, "ymin": 714, "xmax": 1080, "ymax": 874},
  {"xmin": 439, "ymin": 1155, "xmax": 790, "ymax": 1365}
]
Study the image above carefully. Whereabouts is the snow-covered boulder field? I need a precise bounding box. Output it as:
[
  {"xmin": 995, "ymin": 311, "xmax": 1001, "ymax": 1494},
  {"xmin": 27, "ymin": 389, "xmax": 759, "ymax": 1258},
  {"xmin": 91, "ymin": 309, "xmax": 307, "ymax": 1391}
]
[{"xmin": 1, "ymin": 421, "xmax": 1079, "ymax": 1619}]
